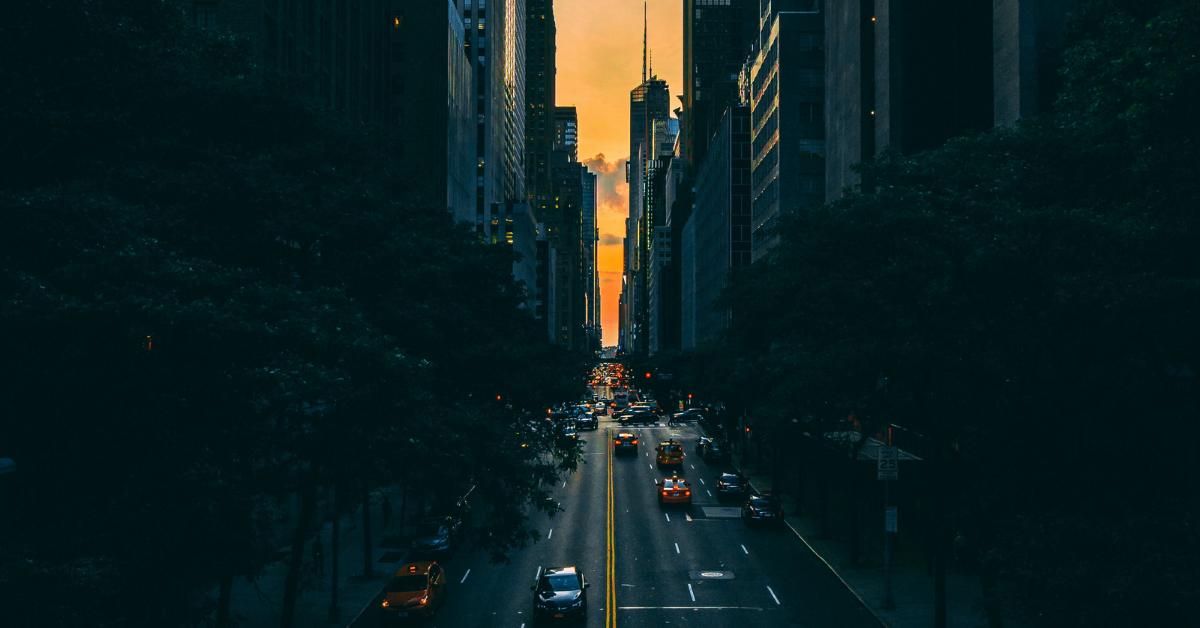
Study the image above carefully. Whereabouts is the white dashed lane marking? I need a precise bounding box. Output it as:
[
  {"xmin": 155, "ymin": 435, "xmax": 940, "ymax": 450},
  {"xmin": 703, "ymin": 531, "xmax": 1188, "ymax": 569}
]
[
  {"xmin": 675, "ymin": 543, "xmax": 680, "ymax": 554},
  {"xmin": 665, "ymin": 513, "xmax": 670, "ymax": 522},
  {"xmin": 741, "ymin": 544, "xmax": 749, "ymax": 554},
  {"xmin": 767, "ymin": 586, "xmax": 781, "ymax": 605},
  {"xmin": 688, "ymin": 584, "xmax": 696, "ymax": 602},
  {"xmin": 460, "ymin": 569, "xmax": 471, "ymax": 583}
]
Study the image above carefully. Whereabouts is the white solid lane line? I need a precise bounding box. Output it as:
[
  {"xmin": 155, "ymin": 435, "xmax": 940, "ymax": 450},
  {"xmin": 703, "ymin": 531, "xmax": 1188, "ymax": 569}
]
[
  {"xmin": 548, "ymin": 529, "xmax": 553, "ymax": 539},
  {"xmin": 767, "ymin": 586, "xmax": 781, "ymax": 605},
  {"xmin": 688, "ymin": 584, "xmax": 696, "ymax": 602},
  {"xmin": 741, "ymin": 544, "xmax": 749, "ymax": 554},
  {"xmin": 460, "ymin": 569, "xmax": 471, "ymax": 583},
  {"xmin": 675, "ymin": 543, "xmax": 680, "ymax": 554}
]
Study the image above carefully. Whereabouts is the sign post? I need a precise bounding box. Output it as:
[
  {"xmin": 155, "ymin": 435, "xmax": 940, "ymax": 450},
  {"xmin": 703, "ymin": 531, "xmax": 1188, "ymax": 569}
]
[{"xmin": 878, "ymin": 445, "xmax": 898, "ymax": 609}]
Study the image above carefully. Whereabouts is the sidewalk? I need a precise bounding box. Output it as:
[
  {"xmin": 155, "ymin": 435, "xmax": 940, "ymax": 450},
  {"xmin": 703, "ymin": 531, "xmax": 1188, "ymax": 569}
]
[
  {"xmin": 219, "ymin": 486, "xmax": 411, "ymax": 628},
  {"xmin": 729, "ymin": 453, "xmax": 1014, "ymax": 628}
]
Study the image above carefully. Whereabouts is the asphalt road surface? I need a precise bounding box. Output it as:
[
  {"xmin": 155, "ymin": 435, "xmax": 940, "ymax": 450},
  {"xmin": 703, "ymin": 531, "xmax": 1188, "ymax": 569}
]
[{"xmin": 359, "ymin": 415, "xmax": 881, "ymax": 628}]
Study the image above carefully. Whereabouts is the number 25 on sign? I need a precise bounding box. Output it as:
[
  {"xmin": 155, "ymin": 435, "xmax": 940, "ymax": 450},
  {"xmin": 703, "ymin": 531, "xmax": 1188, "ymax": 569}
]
[{"xmin": 877, "ymin": 446, "xmax": 898, "ymax": 481}]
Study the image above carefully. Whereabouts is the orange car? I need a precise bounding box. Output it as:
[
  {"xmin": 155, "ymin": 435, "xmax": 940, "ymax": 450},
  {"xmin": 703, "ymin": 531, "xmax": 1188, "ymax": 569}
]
[
  {"xmin": 381, "ymin": 561, "xmax": 447, "ymax": 621},
  {"xmin": 658, "ymin": 474, "xmax": 692, "ymax": 506}
]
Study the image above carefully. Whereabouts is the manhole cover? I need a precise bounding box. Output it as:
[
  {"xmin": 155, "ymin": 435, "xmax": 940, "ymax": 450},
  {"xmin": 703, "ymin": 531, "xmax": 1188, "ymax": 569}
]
[
  {"xmin": 701, "ymin": 507, "xmax": 742, "ymax": 519},
  {"xmin": 377, "ymin": 551, "xmax": 405, "ymax": 563},
  {"xmin": 689, "ymin": 571, "xmax": 735, "ymax": 580}
]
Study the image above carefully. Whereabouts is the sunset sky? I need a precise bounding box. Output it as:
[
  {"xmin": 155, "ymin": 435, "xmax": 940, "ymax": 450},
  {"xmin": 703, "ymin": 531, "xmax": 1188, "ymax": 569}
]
[{"xmin": 556, "ymin": 1, "xmax": 682, "ymax": 347}]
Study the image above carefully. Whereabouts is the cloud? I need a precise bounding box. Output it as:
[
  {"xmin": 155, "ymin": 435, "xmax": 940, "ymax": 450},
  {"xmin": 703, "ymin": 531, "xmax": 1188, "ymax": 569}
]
[
  {"xmin": 582, "ymin": 153, "xmax": 629, "ymax": 222},
  {"xmin": 599, "ymin": 233, "xmax": 622, "ymax": 245}
]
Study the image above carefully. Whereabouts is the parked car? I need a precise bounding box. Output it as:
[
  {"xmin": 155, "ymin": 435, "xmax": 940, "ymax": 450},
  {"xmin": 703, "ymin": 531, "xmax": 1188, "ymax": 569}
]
[
  {"xmin": 409, "ymin": 516, "xmax": 458, "ymax": 557},
  {"xmin": 700, "ymin": 439, "xmax": 732, "ymax": 464}
]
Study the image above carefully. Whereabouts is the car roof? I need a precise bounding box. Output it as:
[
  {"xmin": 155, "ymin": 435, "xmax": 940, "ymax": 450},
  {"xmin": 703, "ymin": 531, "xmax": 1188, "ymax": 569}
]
[
  {"xmin": 720, "ymin": 472, "xmax": 743, "ymax": 480},
  {"xmin": 544, "ymin": 566, "xmax": 578, "ymax": 576},
  {"xmin": 616, "ymin": 432, "xmax": 636, "ymax": 437},
  {"xmin": 396, "ymin": 561, "xmax": 436, "ymax": 576}
]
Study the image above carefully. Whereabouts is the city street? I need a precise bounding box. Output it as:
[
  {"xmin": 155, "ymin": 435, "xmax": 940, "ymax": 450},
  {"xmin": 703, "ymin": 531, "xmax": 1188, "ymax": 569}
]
[{"xmin": 357, "ymin": 409, "xmax": 881, "ymax": 628}]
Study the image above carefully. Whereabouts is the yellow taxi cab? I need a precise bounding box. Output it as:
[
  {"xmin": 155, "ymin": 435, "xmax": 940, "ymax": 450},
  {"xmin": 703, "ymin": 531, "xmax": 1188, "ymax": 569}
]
[
  {"xmin": 658, "ymin": 472, "xmax": 692, "ymax": 506},
  {"xmin": 381, "ymin": 561, "xmax": 447, "ymax": 621},
  {"xmin": 655, "ymin": 439, "xmax": 684, "ymax": 469}
]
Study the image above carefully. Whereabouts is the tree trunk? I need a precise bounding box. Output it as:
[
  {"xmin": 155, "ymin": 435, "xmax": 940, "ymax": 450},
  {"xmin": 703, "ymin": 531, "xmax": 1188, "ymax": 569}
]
[
  {"xmin": 399, "ymin": 480, "xmax": 408, "ymax": 531},
  {"xmin": 361, "ymin": 478, "xmax": 374, "ymax": 578},
  {"xmin": 771, "ymin": 443, "xmax": 782, "ymax": 498},
  {"xmin": 216, "ymin": 572, "xmax": 233, "ymax": 628},
  {"xmin": 281, "ymin": 472, "xmax": 318, "ymax": 628},
  {"xmin": 933, "ymin": 486, "xmax": 947, "ymax": 628},
  {"xmin": 329, "ymin": 482, "xmax": 340, "ymax": 622}
]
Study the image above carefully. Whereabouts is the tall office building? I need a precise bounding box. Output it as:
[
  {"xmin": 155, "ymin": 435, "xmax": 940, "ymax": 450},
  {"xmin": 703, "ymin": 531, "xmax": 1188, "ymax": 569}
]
[
  {"xmin": 199, "ymin": 1, "xmax": 475, "ymax": 214},
  {"xmin": 525, "ymin": 0, "xmax": 556, "ymax": 221},
  {"xmin": 642, "ymin": 118, "xmax": 680, "ymax": 354},
  {"xmin": 693, "ymin": 105, "xmax": 751, "ymax": 343},
  {"xmin": 581, "ymin": 169, "xmax": 600, "ymax": 349},
  {"xmin": 621, "ymin": 68, "xmax": 671, "ymax": 355},
  {"xmin": 464, "ymin": 0, "xmax": 526, "ymax": 241},
  {"xmin": 825, "ymin": 0, "xmax": 1072, "ymax": 198},
  {"xmin": 549, "ymin": 150, "xmax": 587, "ymax": 349},
  {"xmin": 682, "ymin": 0, "xmax": 759, "ymax": 174},
  {"xmin": 746, "ymin": 5, "xmax": 824, "ymax": 260}
]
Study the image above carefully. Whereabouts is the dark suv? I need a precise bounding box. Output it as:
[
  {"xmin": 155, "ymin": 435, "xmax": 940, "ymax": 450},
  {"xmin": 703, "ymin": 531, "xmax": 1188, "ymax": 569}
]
[{"xmin": 531, "ymin": 566, "xmax": 589, "ymax": 624}]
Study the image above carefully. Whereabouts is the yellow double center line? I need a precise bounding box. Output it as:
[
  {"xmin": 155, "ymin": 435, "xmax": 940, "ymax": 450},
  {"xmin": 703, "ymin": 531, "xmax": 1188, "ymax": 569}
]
[{"xmin": 606, "ymin": 427, "xmax": 617, "ymax": 628}]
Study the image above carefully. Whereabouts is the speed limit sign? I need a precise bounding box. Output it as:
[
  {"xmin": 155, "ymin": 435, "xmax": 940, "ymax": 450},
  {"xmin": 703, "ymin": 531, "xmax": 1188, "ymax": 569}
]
[{"xmin": 877, "ymin": 446, "xmax": 898, "ymax": 481}]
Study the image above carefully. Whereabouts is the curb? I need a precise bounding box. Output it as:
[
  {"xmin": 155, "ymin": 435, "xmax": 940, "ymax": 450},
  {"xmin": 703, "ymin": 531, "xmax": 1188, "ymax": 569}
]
[{"xmin": 710, "ymin": 427, "xmax": 889, "ymax": 628}]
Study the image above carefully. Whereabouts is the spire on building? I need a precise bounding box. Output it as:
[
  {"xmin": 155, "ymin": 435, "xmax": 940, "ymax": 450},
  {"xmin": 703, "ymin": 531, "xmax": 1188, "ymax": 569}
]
[{"xmin": 642, "ymin": 1, "xmax": 647, "ymax": 83}]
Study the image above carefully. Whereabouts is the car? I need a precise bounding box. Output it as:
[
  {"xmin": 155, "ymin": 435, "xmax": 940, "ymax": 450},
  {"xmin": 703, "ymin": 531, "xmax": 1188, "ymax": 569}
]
[
  {"xmin": 381, "ymin": 561, "xmax": 447, "ymax": 621},
  {"xmin": 576, "ymin": 415, "xmax": 597, "ymax": 430},
  {"xmin": 694, "ymin": 437, "xmax": 714, "ymax": 457},
  {"xmin": 409, "ymin": 516, "xmax": 457, "ymax": 557},
  {"xmin": 658, "ymin": 473, "xmax": 693, "ymax": 506},
  {"xmin": 655, "ymin": 440, "xmax": 684, "ymax": 469},
  {"xmin": 556, "ymin": 424, "xmax": 578, "ymax": 446},
  {"xmin": 742, "ymin": 494, "xmax": 785, "ymax": 526},
  {"xmin": 613, "ymin": 431, "xmax": 639, "ymax": 455},
  {"xmin": 671, "ymin": 409, "xmax": 704, "ymax": 423},
  {"xmin": 592, "ymin": 403, "xmax": 607, "ymax": 416},
  {"xmin": 715, "ymin": 473, "xmax": 749, "ymax": 501},
  {"xmin": 700, "ymin": 439, "xmax": 731, "ymax": 463},
  {"xmin": 429, "ymin": 496, "xmax": 473, "ymax": 531},
  {"xmin": 531, "ymin": 566, "xmax": 590, "ymax": 624},
  {"xmin": 616, "ymin": 407, "xmax": 656, "ymax": 424}
]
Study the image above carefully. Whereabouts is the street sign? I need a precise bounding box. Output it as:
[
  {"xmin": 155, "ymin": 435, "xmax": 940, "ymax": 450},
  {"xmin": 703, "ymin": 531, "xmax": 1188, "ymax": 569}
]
[
  {"xmin": 885, "ymin": 506, "xmax": 898, "ymax": 532},
  {"xmin": 877, "ymin": 446, "xmax": 898, "ymax": 481},
  {"xmin": 659, "ymin": 374, "xmax": 674, "ymax": 380}
]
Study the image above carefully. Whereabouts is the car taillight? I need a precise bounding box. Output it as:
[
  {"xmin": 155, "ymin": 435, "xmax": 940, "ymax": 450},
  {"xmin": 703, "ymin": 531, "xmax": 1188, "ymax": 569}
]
[
  {"xmin": 684, "ymin": 490, "xmax": 691, "ymax": 496},
  {"xmin": 382, "ymin": 600, "xmax": 390, "ymax": 608},
  {"xmin": 632, "ymin": 439, "xmax": 638, "ymax": 444}
]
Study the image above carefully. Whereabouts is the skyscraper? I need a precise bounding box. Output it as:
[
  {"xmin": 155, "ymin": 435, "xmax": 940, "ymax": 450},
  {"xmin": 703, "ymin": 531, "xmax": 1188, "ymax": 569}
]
[
  {"xmin": 682, "ymin": 0, "xmax": 759, "ymax": 174},
  {"xmin": 466, "ymin": 0, "xmax": 527, "ymax": 242},
  {"xmin": 525, "ymin": 0, "xmax": 556, "ymax": 221},
  {"xmin": 746, "ymin": 6, "xmax": 825, "ymax": 260}
]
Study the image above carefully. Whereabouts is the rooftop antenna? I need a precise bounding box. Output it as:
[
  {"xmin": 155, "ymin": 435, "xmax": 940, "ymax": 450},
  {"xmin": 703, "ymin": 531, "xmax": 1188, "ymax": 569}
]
[
  {"xmin": 649, "ymin": 49, "xmax": 654, "ymax": 79},
  {"xmin": 642, "ymin": 1, "xmax": 647, "ymax": 83}
]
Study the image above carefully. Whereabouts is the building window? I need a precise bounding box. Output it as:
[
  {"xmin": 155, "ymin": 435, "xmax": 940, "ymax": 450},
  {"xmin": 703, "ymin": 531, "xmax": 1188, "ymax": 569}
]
[
  {"xmin": 194, "ymin": 2, "xmax": 217, "ymax": 27},
  {"xmin": 798, "ymin": 139, "xmax": 825, "ymax": 159}
]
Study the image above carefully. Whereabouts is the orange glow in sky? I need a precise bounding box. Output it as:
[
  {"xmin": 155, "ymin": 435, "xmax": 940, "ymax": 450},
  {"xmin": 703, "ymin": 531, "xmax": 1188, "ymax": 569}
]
[{"xmin": 557, "ymin": 1, "xmax": 682, "ymax": 347}]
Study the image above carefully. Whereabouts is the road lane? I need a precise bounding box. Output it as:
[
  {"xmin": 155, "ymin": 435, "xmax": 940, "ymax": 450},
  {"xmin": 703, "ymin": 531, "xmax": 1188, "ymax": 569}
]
[{"xmin": 612, "ymin": 422, "xmax": 881, "ymax": 628}]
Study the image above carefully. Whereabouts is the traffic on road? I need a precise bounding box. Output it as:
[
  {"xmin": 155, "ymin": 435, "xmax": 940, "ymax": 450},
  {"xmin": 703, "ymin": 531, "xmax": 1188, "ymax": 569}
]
[{"xmin": 360, "ymin": 363, "xmax": 881, "ymax": 627}]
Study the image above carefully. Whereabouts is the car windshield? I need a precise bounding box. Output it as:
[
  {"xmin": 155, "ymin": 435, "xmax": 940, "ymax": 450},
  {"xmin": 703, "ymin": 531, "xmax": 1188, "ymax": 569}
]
[
  {"xmin": 709, "ymin": 442, "xmax": 725, "ymax": 450},
  {"xmin": 662, "ymin": 444, "xmax": 682, "ymax": 453},
  {"xmin": 720, "ymin": 474, "xmax": 742, "ymax": 483},
  {"xmin": 539, "ymin": 573, "xmax": 580, "ymax": 592},
  {"xmin": 388, "ymin": 575, "xmax": 428, "ymax": 592},
  {"xmin": 416, "ymin": 524, "xmax": 447, "ymax": 536},
  {"xmin": 664, "ymin": 479, "xmax": 687, "ymax": 489},
  {"xmin": 749, "ymin": 497, "xmax": 776, "ymax": 508}
]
